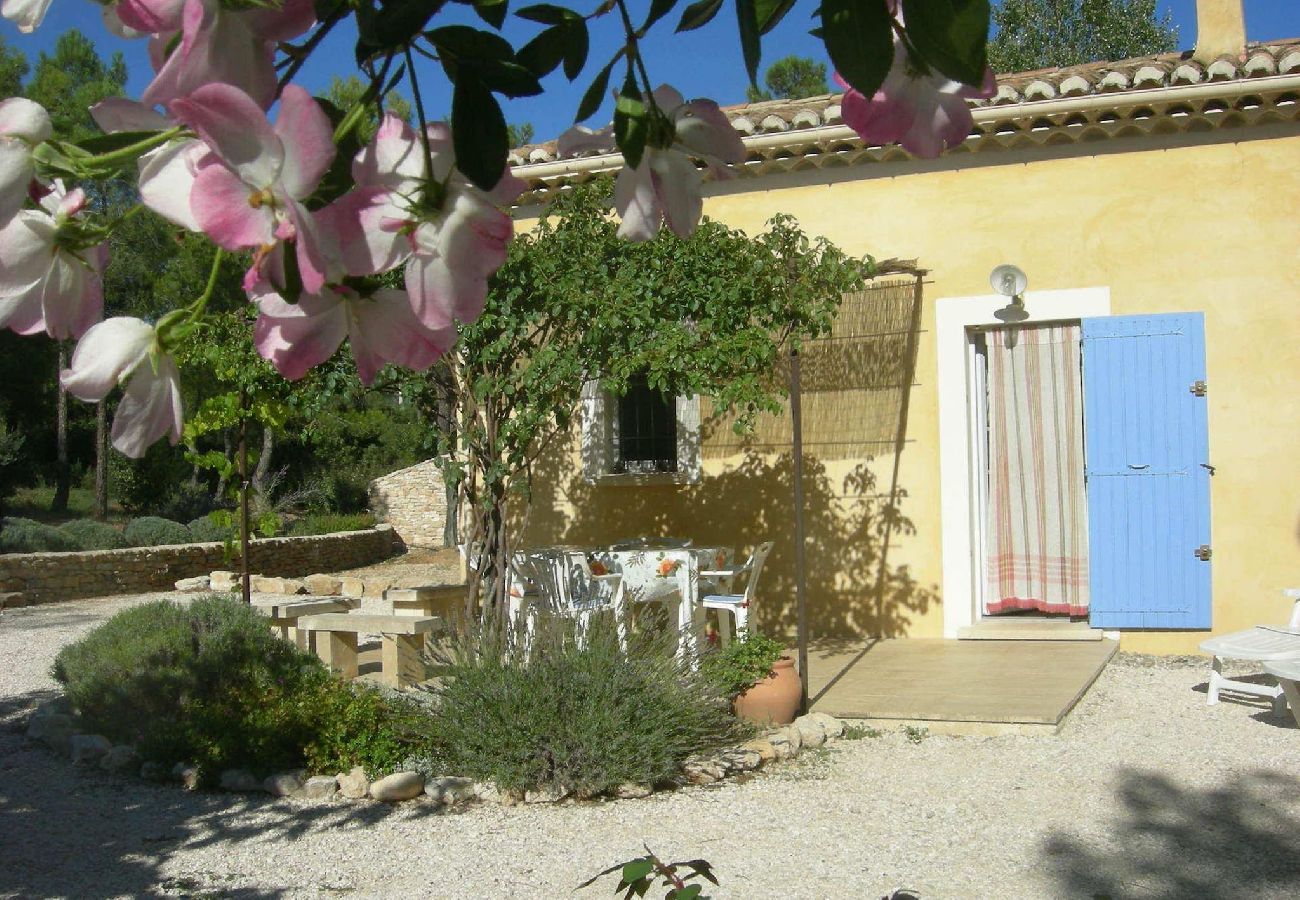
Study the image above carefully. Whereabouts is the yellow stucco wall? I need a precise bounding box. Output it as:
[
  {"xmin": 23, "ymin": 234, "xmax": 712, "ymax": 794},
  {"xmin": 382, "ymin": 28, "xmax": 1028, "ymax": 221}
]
[{"xmin": 515, "ymin": 131, "xmax": 1300, "ymax": 655}]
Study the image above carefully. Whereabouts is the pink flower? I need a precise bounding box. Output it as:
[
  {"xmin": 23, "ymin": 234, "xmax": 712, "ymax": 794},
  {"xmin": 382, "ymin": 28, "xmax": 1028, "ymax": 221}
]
[
  {"xmin": 169, "ymin": 83, "xmax": 334, "ymax": 294},
  {"xmin": 0, "ymin": 181, "xmax": 107, "ymax": 340},
  {"xmin": 557, "ymin": 85, "xmax": 745, "ymax": 242},
  {"xmin": 323, "ymin": 115, "xmax": 525, "ymax": 331},
  {"xmin": 130, "ymin": 0, "xmax": 316, "ymax": 109},
  {"xmin": 1, "ymin": 0, "xmax": 52, "ymax": 33},
  {"xmin": 91, "ymin": 98, "xmax": 206, "ymax": 233},
  {"xmin": 251, "ymin": 282, "xmax": 453, "ymax": 386},
  {"xmin": 836, "ymin": 3, "xmax": 995, "ymax": 158},
  {"xmin": 60, "ymin": 317, "xmax": 182, "ymax": 458},
  {"xmin": 0, "ymin": 98, "xmax": 52, "ymax": 226}
]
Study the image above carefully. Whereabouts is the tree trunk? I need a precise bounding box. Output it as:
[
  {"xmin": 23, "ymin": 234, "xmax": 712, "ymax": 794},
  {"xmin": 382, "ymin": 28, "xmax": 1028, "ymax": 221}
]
[
  {"xmin": 93, "ymin": 400, "xmax": 108, "ymax": 520},
  {"xmin": 252, "ymin": 425, "xmax": 273, "ymax": 498},
  {"xmin": 214, "ymin": 430, "xmax": 232, "ymax": 501},
  {"xmin": 51, "ymin": 343, "xmax": 70, "ymax": 513}
]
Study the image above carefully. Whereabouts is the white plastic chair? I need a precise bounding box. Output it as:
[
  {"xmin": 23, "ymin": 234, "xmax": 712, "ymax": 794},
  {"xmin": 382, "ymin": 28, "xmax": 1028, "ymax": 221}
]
[
  {"xmin": 1262, "ymin": 658, "xmax": 1300, "ymax": 727},
  {"xmin": 1199, "ymin": 588, "xmax": 1300, "ymax": 712},
  {"xmin": 514, "ymin": 549, "xmax": 626, "ymax": 648},
  {"xmin": 699, "ymin": 541, "xmax": 773, "ymax": 647}
]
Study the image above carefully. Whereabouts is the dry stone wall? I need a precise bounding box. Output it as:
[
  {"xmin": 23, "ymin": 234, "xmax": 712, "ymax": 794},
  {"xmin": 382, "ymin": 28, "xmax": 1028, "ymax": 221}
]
[
  {"xmin": 369, "ymin": 459, "xmax": 449, "ymax": 550},
  {"xmin": 0, "ymin": 526, "xmax": 400, "ymax": 608}
]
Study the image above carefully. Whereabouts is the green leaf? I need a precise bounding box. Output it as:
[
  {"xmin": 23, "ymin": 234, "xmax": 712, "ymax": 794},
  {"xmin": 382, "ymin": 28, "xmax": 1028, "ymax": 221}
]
[
  {"xmin": 75, "ymin": 130, "xmax": 163, "ymax": 155},
  {"xmin": 516, "ymin": 2, "xmax": 574, "ymax": 24},
  {"xmin": 368, "ymin": 0, "xmax": 448, "ymax": 54},
  {"xmin": 904, "ymin": 0, "xmax": 990, "ymax": 86},
  {"xmin": 754, "ymin": 0, "xmax": 795, "ymax": 34},
  {"xmin": 641, "ymin": 0, "xmax": 678, "ymax": 32},
  {"xmin": 562, "ymin": 21, "xmax": 589, "ymax": 80},
  {"xmin": 477, "ymin": 60, "xmax": 544, "ymax": 97},
  {"xmin": 452, "ymin": 74, "xmax": 508, "ymax": 192},
  {"xmin": 676, "ymin": 0, "xmax": 723, "ymax": 32},
  {"xmin": 575, "ymin": 57, "xmax": 616, "ymax": 122},
  {"xmin": 734, "ymin": 0, "xmax": 761, "ymax": 87},
  {"xmin": 517, "ymin": 25, "xmax": 567, "ymax": 78},
  {"xmin": 821, "ymin": 0, "xmax": 894, "ymax": 98},
  {"xmin": 620, "ymin": 859, "xmax": 654, "ymax": 885},
  {"xmin": 473, "ymin": 0, "xmax": 509, "ymax": 29},
  {"xmin": 671, "ymin": 885, "xmax": 702, "ymax": 900},
  {"xmin": 427, "ymin": 24, "xmax": 516, "ymax": 62},
  {"xmin": 614, "ymin": 90, "xmax": 648, "ymax": 170}
]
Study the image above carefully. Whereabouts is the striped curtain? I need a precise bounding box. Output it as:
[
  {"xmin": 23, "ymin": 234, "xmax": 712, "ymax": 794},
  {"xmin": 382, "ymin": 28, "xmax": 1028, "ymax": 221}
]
[{"xmin": 984, "ymin": 324, "xmax": 1090, "ymax": 616}]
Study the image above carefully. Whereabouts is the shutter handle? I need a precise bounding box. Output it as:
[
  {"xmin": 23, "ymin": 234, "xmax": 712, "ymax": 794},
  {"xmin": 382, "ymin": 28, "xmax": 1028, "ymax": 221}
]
[
  {"xmin": 1200, "ymin": 463, "xmax": 1216, "ymax": 476},
  {"xmin": 1127, "ymin": 464, "xmax": 1149, "ymax": 470}
]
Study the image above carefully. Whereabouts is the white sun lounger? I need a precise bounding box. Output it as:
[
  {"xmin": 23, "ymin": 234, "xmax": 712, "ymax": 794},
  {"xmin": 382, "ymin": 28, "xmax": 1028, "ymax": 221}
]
[
  {"xmin": 1199, "ymin": 589, "xmax": 1300, "ymax": 711},
  {"xmin": 1262, "ymin": 658, "xmax": 1300, "ymax": 728}
]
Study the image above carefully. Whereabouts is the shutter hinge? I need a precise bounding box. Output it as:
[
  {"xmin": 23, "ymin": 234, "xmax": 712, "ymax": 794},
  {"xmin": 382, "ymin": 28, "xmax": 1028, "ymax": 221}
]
[
  {"xmin": 1190, "ymin": 380, "xmax": 1207, "ymax": 397},
  {"xmin": 1195, "ymin": 545, "xmax": 1212, "ymax": 561}
]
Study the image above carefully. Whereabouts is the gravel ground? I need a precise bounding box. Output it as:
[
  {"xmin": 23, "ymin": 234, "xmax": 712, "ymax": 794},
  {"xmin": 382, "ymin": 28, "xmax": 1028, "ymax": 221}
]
[
  {"xmin": 2, "ymin": 593, "xmax": 1298, "ymax": 900},
  {"xmin": 329, "ymin": 548, "xmax": 464, "ymax": 590}
]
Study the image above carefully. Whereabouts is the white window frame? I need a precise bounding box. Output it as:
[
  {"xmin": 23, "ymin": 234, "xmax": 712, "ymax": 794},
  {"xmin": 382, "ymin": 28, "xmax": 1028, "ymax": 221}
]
[
  {"xmin": 581, "ymin": 380, "xmax": 701, "ymax": 485},
  {"xmin": 936, "ymin": 288, "xmax": 1110, "ymax": 638}
]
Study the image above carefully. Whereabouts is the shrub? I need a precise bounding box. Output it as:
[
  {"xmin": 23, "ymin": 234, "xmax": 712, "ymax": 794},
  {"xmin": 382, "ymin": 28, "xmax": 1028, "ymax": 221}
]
[
  {"xmin": 159, "ymin": 482, "xmax": 218, "ymax": 523},
  {"xmin": 699, "ymin": 631, "xmax": 787, "ymax": 699},
  {"xmin": 303, "ymin": 685, "xmax": 436, "ymax": 779},
  {"xmin": 0, "ymin": 517, "xmax": 81, "ymax": 553},
  {"xmin": 425, "ymin": 617, "xmax": 742, "ymax": 796},
  {"xmin": 187, "ymin": 514, "xmax": 232, "ymax": 543},
  {"xmin": 287, "ymin": 513, "xmax": 376, "ymax": 536},
  {"xmin": 109, "ymin": 443, "xmax": 190, "ymax": 516},
  {"xmin": 52, "ymin": 595, "xmax": 435, "ymax": 779},
  {"xmin": 124, "ymin": 516, "xmax": 192, "ymax": 547},
  {"xmin": 58, "ymin": 520, "xmax": 129, "ymax": 551}
]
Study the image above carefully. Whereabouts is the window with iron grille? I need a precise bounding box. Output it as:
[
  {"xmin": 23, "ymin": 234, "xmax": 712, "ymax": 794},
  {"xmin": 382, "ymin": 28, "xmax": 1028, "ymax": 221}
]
[{"xmin": 614, "ymin": 373, "xmax": 677, "ymax": 474}]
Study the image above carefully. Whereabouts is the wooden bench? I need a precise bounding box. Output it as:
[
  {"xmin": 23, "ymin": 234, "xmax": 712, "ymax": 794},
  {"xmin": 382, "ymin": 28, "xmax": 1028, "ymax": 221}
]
[
  {"xmin": 252, "ymin": 598, "xmax": 349, "ymax": 651},
  {"xmin": 297, "ymin": 612, "xmax": 441, "ymax": 688}
]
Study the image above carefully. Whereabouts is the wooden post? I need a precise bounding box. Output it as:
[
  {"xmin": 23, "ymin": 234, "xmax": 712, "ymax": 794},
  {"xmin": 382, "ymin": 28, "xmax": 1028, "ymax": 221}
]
[
  {"xmin": 238, "ymin": 388, "xmax": 251, "ymax": 605},
  {"xmin": 790, "ymin": 347, "xmax": 810, "ymax": 713}
]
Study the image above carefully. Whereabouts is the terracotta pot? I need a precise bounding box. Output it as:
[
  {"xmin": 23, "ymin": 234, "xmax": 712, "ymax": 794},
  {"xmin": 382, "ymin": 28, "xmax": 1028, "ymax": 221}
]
[{"xmin": 733, "ymin": 656, "xmax": 801, "ymax": 725}]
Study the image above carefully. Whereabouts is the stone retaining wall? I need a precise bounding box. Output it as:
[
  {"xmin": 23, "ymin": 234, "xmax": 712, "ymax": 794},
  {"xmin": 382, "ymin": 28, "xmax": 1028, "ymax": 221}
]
[
  {"xmin": 0, "ymin": 526, "xmax": 400, "ymax": 608},
  {"xmin": 369, "ymin": 459, "xmax": 449, "ymax": 550}
]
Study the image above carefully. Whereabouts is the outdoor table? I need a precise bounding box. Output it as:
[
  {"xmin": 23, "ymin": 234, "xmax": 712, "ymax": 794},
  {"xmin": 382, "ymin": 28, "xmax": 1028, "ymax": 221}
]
[{"xmin": 591, "ymin": 545, "xmax": 734, "ymax": 658}]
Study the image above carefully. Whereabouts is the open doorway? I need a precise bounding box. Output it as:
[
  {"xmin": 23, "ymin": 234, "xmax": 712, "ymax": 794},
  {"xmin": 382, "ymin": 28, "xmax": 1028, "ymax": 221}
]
[{"xmin": 970, "ymin": 322, "xmax": 1090, "ymax": 622}]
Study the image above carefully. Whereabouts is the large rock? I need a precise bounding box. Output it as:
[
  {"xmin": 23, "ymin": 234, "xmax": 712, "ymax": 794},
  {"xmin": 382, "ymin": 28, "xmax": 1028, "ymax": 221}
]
[
  {"xmin": 808, "ymin": 712, "xmax": 844, "ymax": 739},
  {"xmin": 70, "ymin": 734, "xmax": 112, "ymax": 765},
  {"xmin": 251, "ymin": 576, "xmax": 283, "ymax": 593},
  {"xmin": 741, "ymin": 738, "xmax": 777, "ymax": 762},
  {"xmin": 681, "ymin": 757, "xmax": 726, "ymax": 785},
  {"xmin": 100, "ymin": 744, "xmax": 141, "ymax": 773},
  {"xmin": 424, "ymin": 776, "xmax": 476, "ymax": 806},
  {"xmin": 278, "ymin": 579, "xmax": 308, "ymax": 595},
  {"xmin": 793, "ymin": 715, "xmax": 827, "ymax": 748},
  {"xmin": 220, "ymin": 769, "xmax": 262, "ymax": 792},
  {"xmin": 0, "ymin": 591, "xmax": 27, "ymax": 608},
  {"xmin": 173, "ymin": 764, "xmax": 201, "ymax": 790},
  {"xmin": 524, "ymin": 784, "xmax": 569, "ymax": 804},
  {"xmin": 300, "ymin": 775, "xmax": 339, "ymax": 801},
  {"xmin": 209, "ymin": 571, "xmax": 241, "ymax": 592},
  {"xmin": 304, "ymin": 574, "xmax": 343, "ymax": 596},
  {"xmin": 27, "ymin": 713, "xmax": 76, "ymax": 754},
  {"xmin": 614, "ymin": 783, "xmax": 654, "ymax": 799},
  {"xmin": 369, "ymin": 771, "xmax": 425, "ymax": 802},
  {"xmin": 263, "ymin": 772, "xmax": 305, "ymax": 797},
  {"xmin": 174, "ymin": 576, "xmax": 210, "ymax": 592},
  {"xmin": 338, "ymin": 766, "xmax": 370, "ymax": 799},
  {"xmin": 768, "ymin": 726, "xmax": 802, "ymax": 760},
  {"xmin": 340, "ymin": 578, "xmax": 366, "ymax": 599},
  {"xmin": 719, "ymin": 747, "xmax": 763, "ymax": 773}
]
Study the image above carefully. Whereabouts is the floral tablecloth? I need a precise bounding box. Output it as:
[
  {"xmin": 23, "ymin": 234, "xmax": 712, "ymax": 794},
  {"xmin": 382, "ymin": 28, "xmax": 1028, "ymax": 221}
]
[{"xmin": 590, "ymin": 546, "xmax": 733, "ymax": 605}]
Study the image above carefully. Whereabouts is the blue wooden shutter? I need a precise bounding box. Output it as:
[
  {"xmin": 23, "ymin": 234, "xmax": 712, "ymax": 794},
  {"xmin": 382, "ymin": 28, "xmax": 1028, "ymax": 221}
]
[{"xmin": 1082, "ymin": 313, "xmax": 1211, "ymax": 629}]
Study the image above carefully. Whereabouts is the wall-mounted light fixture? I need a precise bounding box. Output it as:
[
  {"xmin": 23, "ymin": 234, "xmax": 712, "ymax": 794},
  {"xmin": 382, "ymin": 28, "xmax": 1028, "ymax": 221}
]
[{"xmin": 990, "ymin": 264, "xmax": 1029, "ymax": 323}]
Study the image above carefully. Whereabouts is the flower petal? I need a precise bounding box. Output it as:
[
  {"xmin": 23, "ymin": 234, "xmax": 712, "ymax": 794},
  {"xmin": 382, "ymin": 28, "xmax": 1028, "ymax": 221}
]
[
  {"xmin": 90, "ymin": 98, "xmax": 171, "ymax": 134},
  {"xmin": 251, "ymin": 285, "xmax": 348, "ymax": 381},
  {"xmin": 649, "ymin": 150, "xmax": 702, "ymax": 239},
  {"xmin": 248, "ymin": 0, "xmax": 315, "ymax": 42},
  {"xmin": 169, "ymin": 81, "xmax": 283, "ymax": 187},
  {"xmin": 0, "ymin": 97, "xmax": 52, "ymax": 142},
  {"xmin": 352, "ymin": 113, "xmax": 424, "ymax": 192},
  {"xmin": 557, "ymin": 124, "xmax": 615, "ymax": 158},
  {"xmin": 320, "ymin": 186, "xmax": 410, "ymax": 276},
  {"xmin": 0, "ymin": 211, "xmax": 55, "ymax": 296},
  {"xmin": 112, "ymin": 354, "xmax": 183, "ymax": 458},
  {"xmin": 275, "ymin": 85, "xmax": 334, "ymax": 200},
  {"xmin": 348, "ymin": 288, "xmax": 452, "ymax": 385},
  {"xmin": 40, "ymin": 247, "xmax": 105, "ymax": 340},
  {"xmin": 190, "ymin": 162, "xmax": 277, "ymax": 250},
  {"xmin": 673, "ymin": 99, "xmax": 744, "ymax": 164},
  {"xmin": 114, "ymin": 0, "xmax": 186, "ymax": 34},
  {"xmin": 60, "ymin": 317, "xmax": 155, "ymax": 402},
  {"xmin": 614, "ymin": 160, "xmax": 662, "ymax": 242},
  {"xmin": 139, "ymin": 139, "xmax": 206, "ymax": 232},
  {"xmin": 146, "ymin": 0, "xmax": 278, "ymax": 110},
  {"xmin": 0, "ymin": 283, "xmax": 44, "ymax": 335},
  {"xmin": 0, "ymin": 141, "xmax": 35, "ymax": 227},
  {"xmin": 0, "ymin": 0, "xmax": 52, "ymax": 33}
]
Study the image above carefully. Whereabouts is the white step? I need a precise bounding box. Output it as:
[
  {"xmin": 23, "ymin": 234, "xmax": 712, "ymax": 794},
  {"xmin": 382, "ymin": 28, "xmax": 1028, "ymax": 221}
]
[{"xmin": 958, "ymin": 619, "xmax": 1102, "ymax": 641}]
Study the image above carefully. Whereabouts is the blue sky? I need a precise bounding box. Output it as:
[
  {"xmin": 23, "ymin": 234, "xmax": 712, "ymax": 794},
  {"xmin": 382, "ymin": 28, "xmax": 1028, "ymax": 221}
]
[{"xmin": 3, "ymin": 1, "xmax": 1296, "ymax": 142}]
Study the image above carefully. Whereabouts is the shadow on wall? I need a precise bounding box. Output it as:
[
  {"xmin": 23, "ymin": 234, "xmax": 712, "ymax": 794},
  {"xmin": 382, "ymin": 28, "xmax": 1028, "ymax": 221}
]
[
  {"xmin": 1043, "ymin": 769, "xmax": 1300, "ymax": 899},
  {"xmin": 525, "ymin": 448, "xmax": 937, "ymax": 640}
]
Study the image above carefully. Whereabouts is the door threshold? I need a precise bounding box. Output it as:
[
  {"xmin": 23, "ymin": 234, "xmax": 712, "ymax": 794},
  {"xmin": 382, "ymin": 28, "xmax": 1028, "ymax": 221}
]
[{"xmin": 958, "ymin": 619, "xmax": 1101, "ymax": 641}]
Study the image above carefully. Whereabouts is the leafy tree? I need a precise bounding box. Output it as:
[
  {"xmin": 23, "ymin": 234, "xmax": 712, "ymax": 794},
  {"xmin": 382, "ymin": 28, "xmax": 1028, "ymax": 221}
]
[
  {"xmin": 745, "ymin": 55, "xmax": 829, "ymax": 102},
  {"xmin": 0, "ymin": 34, "xmax": 28, "ymax": 98},
  {"xmin": 24, "ymin": 29, "xmax": 126, "ymax": 141},
  {"xmin": 415, "ymin": 182, "xmax": 874, "ymax": 616},
  {"xmin": 989, "ymin": 0, "xmax": 1178, "ymax": 73},
  {"xmin": 507, "ymin": 122, "xmax": 535, "ymax": 147},
  {"xmin": 323, "ymin": 74, "xmax": 411, "ymax": 144}
]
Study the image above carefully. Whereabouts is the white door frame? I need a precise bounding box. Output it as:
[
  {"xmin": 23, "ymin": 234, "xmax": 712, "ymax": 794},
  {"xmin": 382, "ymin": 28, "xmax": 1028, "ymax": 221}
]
[{"xmin": 936, "ymin": 287, "xmax": 1111, "ymax": 638}]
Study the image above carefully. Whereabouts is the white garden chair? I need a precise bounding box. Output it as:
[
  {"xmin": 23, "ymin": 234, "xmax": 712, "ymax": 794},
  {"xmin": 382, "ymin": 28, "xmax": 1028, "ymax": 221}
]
[
  {"xmin": 513, "ymin": 549, "xmax": 626, "ymax": 649},
  {"xmin": 1262, "ymin": 658, "xmax": 1300, "ymax": 728},
  {"xmin": 699, "ymin": 541, "xmax": 774, "ymax": 647},
  {"xmin": 1199, "ymin": 588, "xmax": 1300, "ymax": 713}
]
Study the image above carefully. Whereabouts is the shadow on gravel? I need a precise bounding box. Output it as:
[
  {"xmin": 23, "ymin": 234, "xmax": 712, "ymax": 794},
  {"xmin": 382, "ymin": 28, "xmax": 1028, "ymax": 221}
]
[
  {"xmin": 0, "ymin": 689, "xmax": 443, "ymax": 898},
  {"xmin": 1044, "ymin": 769, "xmax": 1300, "ymax": 899}
]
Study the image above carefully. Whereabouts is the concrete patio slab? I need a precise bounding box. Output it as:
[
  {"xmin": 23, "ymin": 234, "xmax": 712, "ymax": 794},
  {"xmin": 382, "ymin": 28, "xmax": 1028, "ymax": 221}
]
[{"xmin": 806, "ymin": 637, "xmax": 1118, "ymax": 735}]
